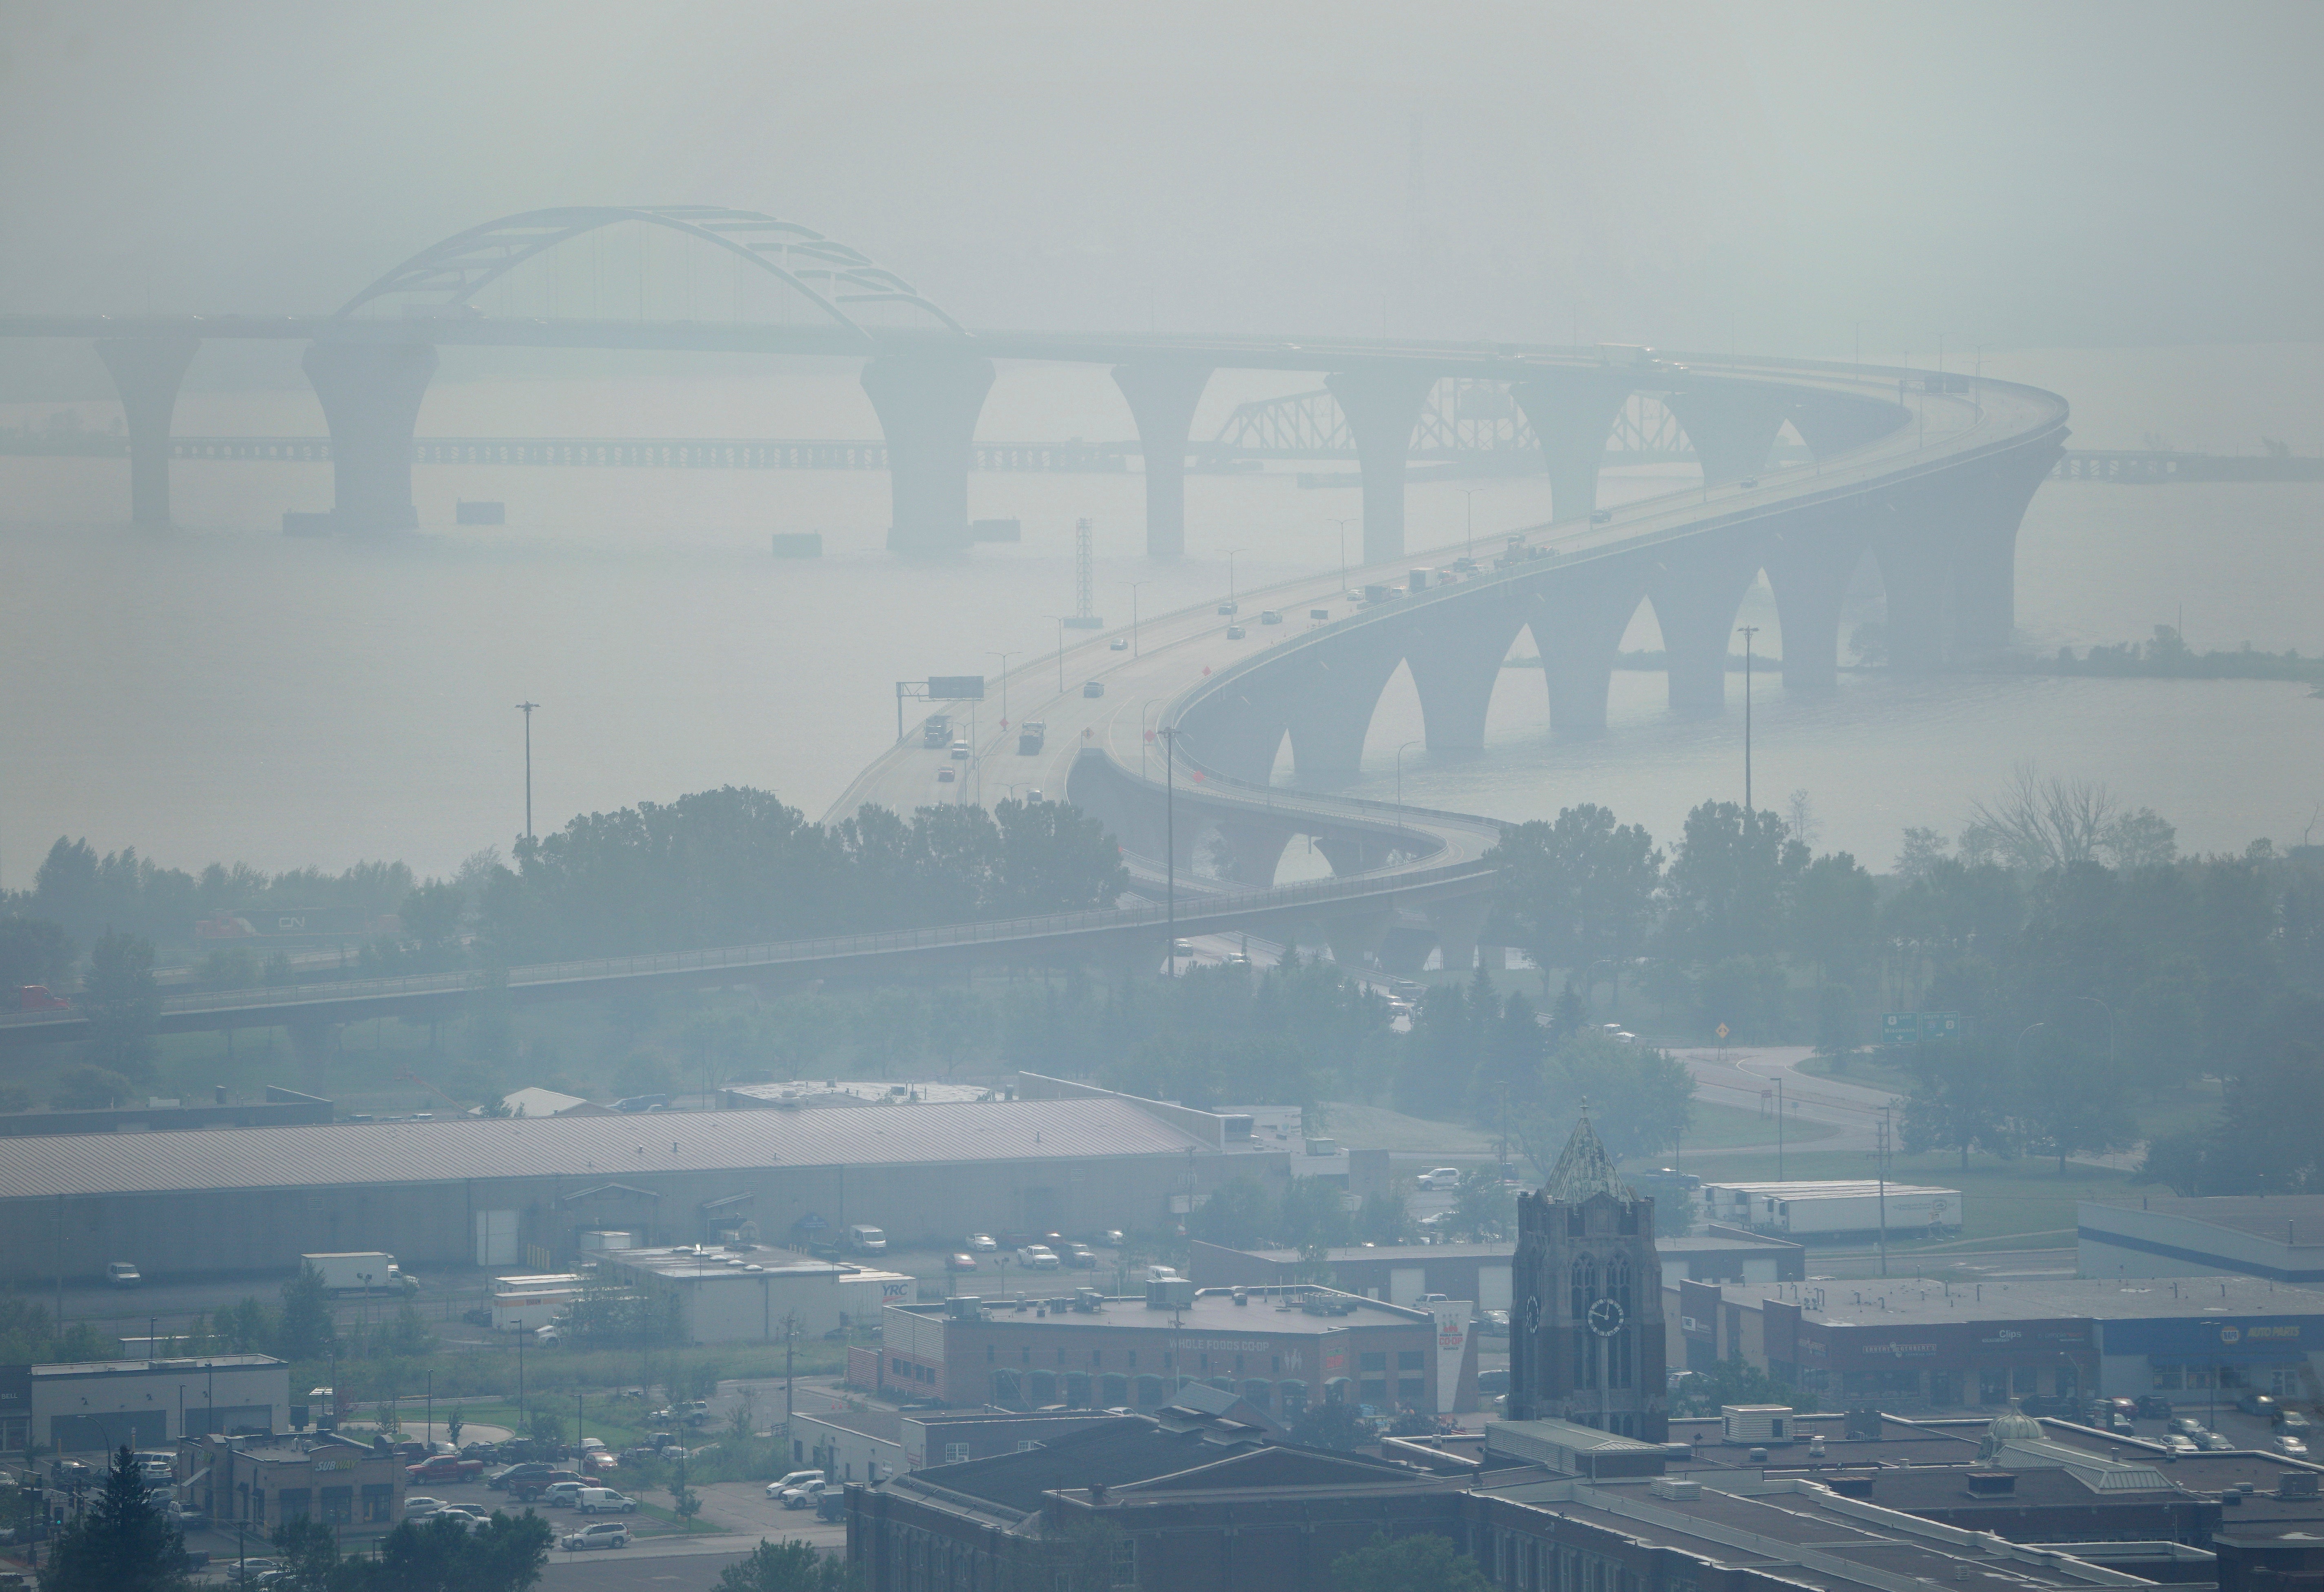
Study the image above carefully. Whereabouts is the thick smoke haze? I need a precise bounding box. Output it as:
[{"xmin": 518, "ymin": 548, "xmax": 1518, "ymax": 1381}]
[{"xmin": 5, "ymin": 0, "xmax": 2322, "ymax": 352}]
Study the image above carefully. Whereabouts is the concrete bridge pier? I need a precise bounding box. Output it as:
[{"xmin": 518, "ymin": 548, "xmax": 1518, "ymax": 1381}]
[
  {"xmin": 1175, "ymin": 690, "xmax": 1290, "ymax": 787},
  {"xmin": 1509, "ymin": 373, "xmax": 1631, "ymax": 522},
  {"xmin": 1761, "ymin": 513, "xmax": 1871, "ymax": 690},
  {"xmin": 1646, "ymin": 546, "xmax": 1764, "ymax": 715},
  {"xmin": 1210, "ymin": 814, "xmax": 1297, "ymax": 888},
  {"xmin": 1947, "ymin": 443, "xmax": 2061, "ymax": 656},
  {"xmin": 861, "ymin": 352, "xmax": 995, "ymax": 556},
  {"xmin": 1284, "ymin": 639, "xmax": 1407, "ymax": 787},
  {"xmin": 1111, "ymin": 363, "xmax": 1211, "ymax": 559},
  {"xmin": 303, "ymin": 340, "xmax": 438, "ymax": 532},
  {"xmin": 1315, "ymin": 905, "xmax": 1394, "ymax": 970},
  {"xmin": 1664, "ymin": 382, "xmax": 1792, "ymax": 485},
  {"xmin": 1526, "ymin": 567, "xmax": 1645, "ymax": 741},
  {"xmin": 95, "ymin": 336, "xmax": 199, "ymax": 527},
  {"xmin": 1427, "ymin": 894, "xmax": 1492, "ymax": 976},
  {"xmin": 1875, "ymin": 494, "xmax": 1959, "ymax": 672},
  {"xmin": 1404, "ymin": 604, "xmax": 1529, "ymax": 754},
  {"xmin": 1326, "ymin": 367, "xmax": 1437, "ymax": 565}
]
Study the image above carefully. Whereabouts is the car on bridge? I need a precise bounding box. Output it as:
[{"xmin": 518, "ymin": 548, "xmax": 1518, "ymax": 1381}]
[
  {"xmin": 1260, "ymin": 610, "xmax": 1281, "ymax": 624},
  {"xmin": 1082, "ymin": 681, "xmax": 1105, "ymax": 697}
]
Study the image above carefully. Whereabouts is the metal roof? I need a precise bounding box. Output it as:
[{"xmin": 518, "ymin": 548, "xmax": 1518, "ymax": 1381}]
[{"xmin": 0, "ymin": 1098, "xmax": 1213, "ymax": 1201}]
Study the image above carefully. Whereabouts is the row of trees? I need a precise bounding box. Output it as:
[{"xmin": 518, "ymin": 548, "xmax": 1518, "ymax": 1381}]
[
  {"xmin": 1188, "ymin": 1174, "xmax": 1414, "ymax": 1252},
  {"xmin": 5, "ymin": 839, "xmax": 416, "ymax": 950}
]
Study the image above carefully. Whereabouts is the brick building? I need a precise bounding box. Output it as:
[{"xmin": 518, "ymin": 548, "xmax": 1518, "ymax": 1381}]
[
  {"xmin": 871, "ymin": 1284, "xmax": 1477, "ymax": 1417},
  {"xmin": 1189, "ymin": 1226, "xmax": 1803, "ymax": 1305},
  {"xmin": 177, "ymin": 1430, "xmax": 407, "ymax": 1538}
]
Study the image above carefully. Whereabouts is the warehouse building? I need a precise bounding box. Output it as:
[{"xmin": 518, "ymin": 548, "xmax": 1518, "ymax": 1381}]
[
  {"xmin": 866, "ymin": 1283, "xmax": 1477, "ymax": 1416},
  {"xmin": 2081, "ymin": 1194, "xmax": 2324, "ymax": 1284},
  {"xmin": 1669, "ymin": 1273, "xmax": 2324, "ymax": 1408},
  {"xmin": 597, "ymin": 1244, "xmax": 914, "ymax": 1342},
  {"xmin": 0, "ymin": 1079, "xmax": 1280, "ymax": 1284},
  {"xmin": 1189, "ymin": 1225, "xmax": 1804, "ymax": 1305},
  {"xmin": 1, "ymin": 1354, "xmax": 290, "ymax": 1455}
]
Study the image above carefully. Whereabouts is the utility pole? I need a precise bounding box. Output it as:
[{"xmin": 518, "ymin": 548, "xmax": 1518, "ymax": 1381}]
[
  {"xmin": 1459, "ymin": 488, "xmax": 1476, "ymax": 563},
  {"xmin": 1877, "ymin": 1106, "xmax": 1891, "ymax": 1278},
  {"xmin": 1735, "ymin": 627, "xmax": 1758, "ymax": 813},
  {"xmin": 782, "ymin": 1311, "xmax": 801, "ymax": 1463},
  {"xmin": 1225, "ymin": 548, "xmax": 1242, "ymax": 613},
  {"xmin": 1331, "ymin": 518, "xmax": 1355, "ymax": 590},
  {"xmin": 515, "ymin": 702, "xmax": 539, "ymax": 842},
  {"xmin": 1776, "ymin": 1073, "xmax": 1784, "ymax": 1182},
  {"xmin": 1159, "ymin": 726, "xmax": 1177, "ymax": 964},
  {"xmin": 985, "ymin": 651, "xmax": 1019, "ymax": 730},
  {"xmin": 1128, "ymin": 580, "xmax": 1151, "ymax": 658}
]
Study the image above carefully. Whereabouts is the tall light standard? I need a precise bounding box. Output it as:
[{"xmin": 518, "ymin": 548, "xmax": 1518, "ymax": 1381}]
[
  {"xmin": 1127, "ymin": 580, "xmax": 1151, "ymax": 658},
  {"xmin": 1735, "ymin": 626, "xmax": 1759, "ymax": 813},
  {"xmin": 1394, "ymin": 740, "xmax": 1421, "ymax": 808},
  {"xmin": 1052, "ymin": 619, "xmax": 1069, "ymax": 694},
  {"xmin": 514, "ymin": 702, "xmax": 539, "ymax": 842},
  {"xmin": 1330, "ymin": 518, "xmax": 1356, "ymax": 590},
  {"xmin": 1458, "ymin": 488, "xmax": 1477, "ymax": 563},
  {"xmin": 1158, "ymin": 725, "xmax": 1179, "ymax": 965},
  {"xmin": 985, "ymin": 651, "xmax": 1019, "ymax": 729},
  {"xmin": 1224, "ymin": 549, "xmax": 1242, "ymax": 613}
]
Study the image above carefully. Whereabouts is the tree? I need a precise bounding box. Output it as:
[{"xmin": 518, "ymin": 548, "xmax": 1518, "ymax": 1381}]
[
  {"xmin": 277, "ymin": 1262, "xmax": 337, "ymax": 1361},
  {"xmin": 336, "ymin": 1511, "xmax": 552, "ymax": 1592},
  {"xmin": 195, "ymin": 945, "xmax": 261, "ymax": 991},
  {"xmin": 1288, "ymin": 1399, "xmax": 1371, "ymax": 1452},
  {"xmin": 1899, "ymin": 1040, "xmax": 2016, "ymax": 1169},
  {"xmin": 714, "ymin": 1538, "xmax": 861, "ymax": 1592},
  {"xmin": 990, "ymin": 796, "xmax": 1131, "ymax": 914},
  {"xmin": 50, "ymin": 1063, "xmax": 136, "ymax": 1111},
  {"xmin": 2013, "ymin": 1029, "xmax": 2136, "ymax": 1173},
  {"xmin": 1449, "ymin": 1169, "xmax": 1513, "ymax": 1241},
  {"xmin": 671, "ymin": 1458, "xmax": 703, "ymax": 1522},
  {"xmin": 269, "ymin": 1515, "xmax": 341, "ymax": 1590},
  {"xmin": 0, "ymin": 914, "xmax": 74, "ymax": 991},
  {"xmin": 1791, "ymin": 852, "xmax": 1877, "ymax": 983},
  {"xmin": 1962, "ymin": 764, "xmax": 2122, "ymax": 873},
  {"xmin": 1670, "ymin": 1357, "xmax": 1816, "ymax": 1417},
  {"xmin": 1331, "ymin": 1530, "xmax": 1493, "ymax": 1592},
  {"xmin": 83, "ymin": 926, "xmax": 161, "ymax": 1077},
  {"xmin": 1188, "ymin": 1176, "xmax": 1275, "ymax": 1249},
  {"xmin": 1661, "ymin": 802, "xmax": 1806, "ymax": 966},
  {"xmin": 1891, "ymin": 826, "xmax": 1950, "ymax": 883},
  {"xmin": 42, "ymin": 1444, "xmax": 191, "ymax": 1592},
  {"xmin": 1488, "ymin": 805, "xmax": 1662, "ymax": 981}
]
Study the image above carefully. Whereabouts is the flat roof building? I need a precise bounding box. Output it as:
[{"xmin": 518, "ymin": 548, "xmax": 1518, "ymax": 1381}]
[
  {"xmin": 0, "ymin": 1085, "xmax": 1281, "ymax": 1283},
  {"xmin": 870, "ymin": 1284, "xmax": 1479, "ymax": 1417},
  {"xmin": 4, "ymin": 1354, "xmax": 290, "ymax": 1456},
  {"xmin": 599, "ymin": 1244, "xmax": 914, "ymax": 1342},
  {"xmin": 2082, "ymin": 1196, "xmax": 2324, "ymax": 1284},
  {"xmin": 1670, "ymin": 1273, "xmax": 2324, "ymax": 1409}
]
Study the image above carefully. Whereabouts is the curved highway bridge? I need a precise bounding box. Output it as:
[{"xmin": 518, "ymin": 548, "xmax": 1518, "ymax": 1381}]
[{"xmin": 0, "ymin": 208, "xmax": 2069, "ymax": 1047}]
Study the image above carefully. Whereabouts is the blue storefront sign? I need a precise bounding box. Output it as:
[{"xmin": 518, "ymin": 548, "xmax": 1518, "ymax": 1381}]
[{"xmin": 2100, "ymin": 1315, "xmax": 2316, "ymax": 1361}]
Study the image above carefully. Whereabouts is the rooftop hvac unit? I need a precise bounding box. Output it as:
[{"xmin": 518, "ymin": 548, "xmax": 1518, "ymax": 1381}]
[
  {"xmin": 946, "ymin": 1297, "xmax": 983, "ymax": 1321},
  {"xmin": 1722, "ymin": 1405, "xmax": 1793, "ymax": 1444},
  {"xmin": 1145, "ymin": 1278, "xmax": 1195, "ymax": 1311}
]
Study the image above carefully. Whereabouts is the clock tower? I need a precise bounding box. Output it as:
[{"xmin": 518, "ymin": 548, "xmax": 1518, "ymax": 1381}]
[{"xmin": 1507, "ymin": 1112, "xmax": 1669, "ymax": 1440}]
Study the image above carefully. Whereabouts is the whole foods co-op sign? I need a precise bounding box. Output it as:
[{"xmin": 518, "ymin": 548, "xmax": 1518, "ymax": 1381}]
[{"xmin": 2099, "ymin": 1316, "xmax": 2317, "ymax": 1364}]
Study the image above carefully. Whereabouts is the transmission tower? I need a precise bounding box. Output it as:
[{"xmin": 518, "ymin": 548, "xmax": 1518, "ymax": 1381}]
[{"xmin": 1064, "ymin": 518, "xmax": 1103, "ymax": 628}]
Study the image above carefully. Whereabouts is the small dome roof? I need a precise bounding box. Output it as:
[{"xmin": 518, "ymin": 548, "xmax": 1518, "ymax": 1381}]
[{"xmin": 1976, "ymin": 1402, "xmax": 2045, "ymax": 1462}]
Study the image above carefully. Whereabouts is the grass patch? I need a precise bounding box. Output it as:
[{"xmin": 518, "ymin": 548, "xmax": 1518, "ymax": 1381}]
[
  {"xmin": 1314, "ymin": 1102, "xmax": 1498, "ymax": 1155},
  {"xmin": 1795, "ymin": 1052, "xmax": 1917, "ymax": 1093},
  {"xmin": 1678, "ymin": 1101, "xmax": 1839, "ymax": 1153}
]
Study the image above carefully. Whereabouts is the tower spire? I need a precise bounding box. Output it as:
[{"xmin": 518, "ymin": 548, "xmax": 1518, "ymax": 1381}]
[{"xmin": 1545, "ymin": 1113, "xmax": 1631, "ymax": 1203}]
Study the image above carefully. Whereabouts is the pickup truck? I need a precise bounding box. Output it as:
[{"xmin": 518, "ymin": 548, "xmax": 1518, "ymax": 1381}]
[
  {"xmin": 406, "ymin": 1455, "xmax": 485, "ymax": 1484},
  {"xmin": 17, "ymin": 986, "xmax": 69, "ymax": 1012}
]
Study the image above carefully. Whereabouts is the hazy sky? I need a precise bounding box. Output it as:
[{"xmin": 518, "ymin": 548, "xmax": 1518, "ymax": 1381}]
[{"xmin": 4, "ymin": 0, "xmax": 2320, "ymax": 357}]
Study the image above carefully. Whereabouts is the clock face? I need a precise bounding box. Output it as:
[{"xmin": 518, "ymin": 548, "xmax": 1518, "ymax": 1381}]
[
  {"xmin": 1525, "ymin": 1294, "xmax": 1543, "ymax": 1335},
  {"xmin": 1587, "ymin": 1297, "xmax": 1627, "ymax": 1337}
]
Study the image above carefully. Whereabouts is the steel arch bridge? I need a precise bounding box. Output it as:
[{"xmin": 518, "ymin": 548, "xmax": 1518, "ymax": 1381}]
[{"xmin": 334, "ymin": 205, "xmax": 967, "ymax": 343}]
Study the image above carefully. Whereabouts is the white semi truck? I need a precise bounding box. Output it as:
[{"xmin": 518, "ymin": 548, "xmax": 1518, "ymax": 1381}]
[{"xmin": 301, "ymin": 1251, "xmax": 418, "ymax": 1294}]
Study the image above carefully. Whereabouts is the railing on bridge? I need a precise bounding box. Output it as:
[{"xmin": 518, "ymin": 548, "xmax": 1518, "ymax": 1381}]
[
  {"xmin": 1206, "ymin": 381, "xmax": 1700, "ymax": 463},
  {"xmin": 0, "ymin": 431, "xmax": 1129, "ymax": 474}
]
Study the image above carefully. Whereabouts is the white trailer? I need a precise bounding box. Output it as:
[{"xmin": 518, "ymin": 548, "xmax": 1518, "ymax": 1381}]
[
  {"xmin": 301, "ymin": 1252, "xmax": 414, "ymax": 1293},
  {"xmin": 1697, "ymin": 1181, "xmax": 1962, "ymax": 1240}
]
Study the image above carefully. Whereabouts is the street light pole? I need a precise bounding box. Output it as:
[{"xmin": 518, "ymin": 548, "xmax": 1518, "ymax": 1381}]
[
  {"xmin": 1159, "ymin": 725, "xmax": 1178, "ymax": 965},
  {"xmin": 985, "ymin": 652, "xmax": 1018, "ymax": 730},
  {"xmin": 1225, "ymin": 549, "xmax": 1242, "ymax": 612},
  {"xmin": 515, "ymin": 703, "xmax": 539, "ymax": 843},
  {"xmin": 1459, "ymin": 489, "xmax": 1476, "ymax": 563},
  {"xmin": 1330, "ymin": 518, "xmax": 1355, "ymax": 590},
  {"xmin": 1735, "ymin": 627, "xmax": 1758, "ymax": 813},
  {"xmin": 1128, "ymin": 580, "xmax": 1151, "ymax": 658}
]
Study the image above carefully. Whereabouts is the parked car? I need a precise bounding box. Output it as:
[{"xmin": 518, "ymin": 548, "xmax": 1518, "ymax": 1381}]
[
  {"xmin": 2276, "ymin": 1434, "xmax": 2312, "ymax": 1458},
  {"xmin": 2239, "ymin": 1392, "xmax": 2282, "ymax": 1418},
  {"xmin": 542, "ymin": 1481, "xmax": 586, "ymax": 1508},
  {"xmin": 405, "ymin": 1455, "xmax": 484, "ymax": 1484},
  {"xmin": 2201, "ymin": 1432, "xmax": 2236, "ymax": 1450},
  {"xmin": 766, "ymin": 1469, "xmax": 824, "ymax": 1501},
  {"xmin": 404, "ymin": 1496, "xmax": 446, "ymax": 1518},
  {"xmin": 2135, "ymin": 1395, "xmax": 2174, "ymax": 1420},
  {"xmin": 1063, "ymin": 1244, "xmax": 1098, "ymax": 1269},
  {"xmin": 429, "ymin": 1507, "xmax": 488, "ymax": 1532},
  {"xmin": 1416, "ymin": 1167, "xmax": 1462, "ymax": 1190},
  {"xmin": 946, "ymin": 1253, "xmax": 978, "ymax": 1273},
  {"xmin": 2281, "ymin": 1410, "xmax": 2315, "ymax": 1435},
  {"xmin": 1016, "ymin": 1245, "xmax": 1062, "ymax": 1271},
  {"xmin": 816, "ymin": 1488, "xmax": 846, "ymax": 1522},
  {"xmin": 1099, "ymin": 1229, "xmax": 1125, "ymax": 1247},
  {"xmin": 2162, "ymin": 1433, "xmax": 2199, "ymax": 1454},
  {"xmin": 166, "ymin": 1500, "xmax": 208, "ymax": 1531},
  {"xmin": 781, "ymin": 1479, "xmax": 829, "ymax": 1510},
  {"xmin": 225, "ymin": 1559, "xmax": 281, "ymax": 1586},
  {"xmin": 1479, "ymin": 1309, "xmax": 1511, "ymax": 1337},
  {"xmin": 967, "ymin": 1233, "xmax": 998, "ymax": 1253},
  {"xmin": 575, "ymin": 1488, "xmax": 637, "ymax": 1514},
  {"xmin": 2168, "ymin": 1415, "xmax": 2206, "ymax": 1436},
  {"xmin": 1416, "ymin": 1211, "xmax": 1457, "ymax": 1231},
  {"xmin": 560, "ymin": 1521, "xmax": 631, "ymax": 1550},
  {"xmin": 489, "ymin": 1464, "xmax": 582, "ymax": 1500},
  {"xmin": 106, "ymin": 1261, "xmax": 142, "ymax": 1288}
]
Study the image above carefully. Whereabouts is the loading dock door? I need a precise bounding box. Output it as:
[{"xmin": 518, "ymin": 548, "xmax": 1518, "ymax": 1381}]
[
  {"xmin": 1389, "ymin": 1267, "xmax": 1425, "ymax": 1306},
  {"xmin": 475, "ymin": 1209, "xmax": 519, "ymax": 1267}
]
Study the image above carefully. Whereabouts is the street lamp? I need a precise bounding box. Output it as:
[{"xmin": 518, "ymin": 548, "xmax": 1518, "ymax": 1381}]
[
  {"xmin": 1158, "ymin": 724, "xmax": 1179, "ymax": 963},
  {"xmin": 1735, "ymin": 626, "xmax": 1759, "ymax": 813},
  {"xmin": 514, "ymin": 702, "xmax": 539, "ymax": 843},
  {"xmin": 1394, "ymin": 740, "xmax": 1421, "ymax": 808},
  {"xmin": 1458, "ymin": 489, "xmax": 1477, "ymax": 563},
  {"xmin": 1330, "ymin": 518, "xmax": 1355, "ymax": 590},
  {"xmin": 985, "ymin": 651, "xmax": 1019, "ymax": 730},
  {"xmin": 1224, "ymin": 549, "xmax": 1242, "ymax": 613},
  {"xmin": 1053, "ymin": 619, "xmax": 1068, "ymax": 694},
  {"xmin": 1127, "ymin": 580, "xmax": 1151, "ymax": 658}
]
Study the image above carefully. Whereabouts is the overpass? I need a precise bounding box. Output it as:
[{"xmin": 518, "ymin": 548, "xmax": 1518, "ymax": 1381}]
[{"xmin": 0, "ymin": 204, "xmax": 2069, "ymax": 1047}]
